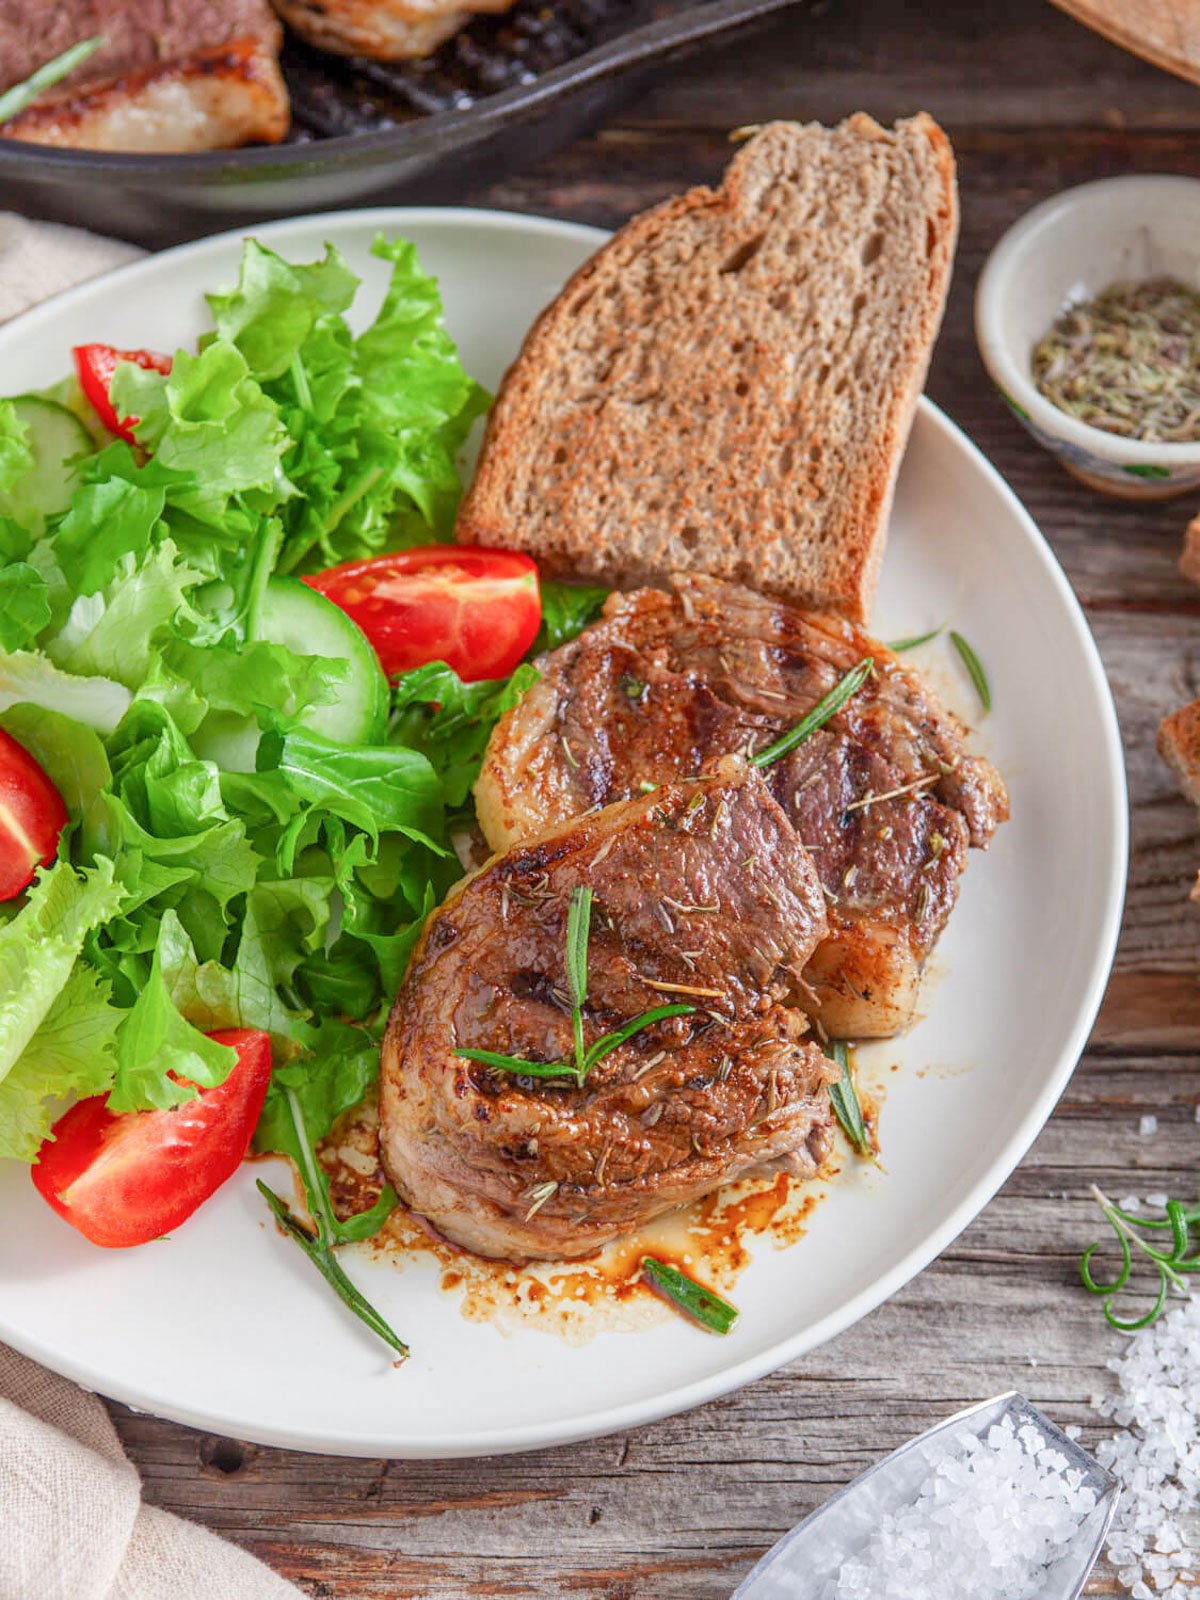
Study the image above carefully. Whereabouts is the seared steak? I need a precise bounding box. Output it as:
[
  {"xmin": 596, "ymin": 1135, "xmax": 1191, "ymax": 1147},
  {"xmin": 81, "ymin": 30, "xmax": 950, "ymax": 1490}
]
[
  {"xmin": 0, "ymin": 1, "xmax": 288, "ymax": 152},
  {"xmin": 476, "ymin": 573, "xmax": 1009, "ymax": 1038},
  {"xmin": 271, "ymin": 0, "xmax": 519, "ymax": 61},
  {"xmin": 380, "ymin": 762, "xmax": 836, "ymax": 1261}
]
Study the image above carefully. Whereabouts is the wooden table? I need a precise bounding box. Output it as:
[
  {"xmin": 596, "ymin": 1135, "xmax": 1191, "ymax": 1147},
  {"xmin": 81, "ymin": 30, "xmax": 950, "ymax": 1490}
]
[{"xmin": 110, "ymin": 1, "xmax": 1200, "ymax": 1591}]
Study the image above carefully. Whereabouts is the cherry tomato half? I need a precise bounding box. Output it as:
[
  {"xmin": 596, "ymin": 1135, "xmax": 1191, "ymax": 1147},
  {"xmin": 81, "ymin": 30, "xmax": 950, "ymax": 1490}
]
[
  {"xmin": 32, "ymin": 1029, "xmax": 273, "ymax": 1249},
  {"xmin": 73, "ymin": 343, "xmax": 172, "ymax": 444},
  {"xmin": 304, "ymin": 546, "xmax": 542, "ymax": 683},
  {"xmin": 0, "ymin": 729, "xmax": 68, "ymax": 901}
]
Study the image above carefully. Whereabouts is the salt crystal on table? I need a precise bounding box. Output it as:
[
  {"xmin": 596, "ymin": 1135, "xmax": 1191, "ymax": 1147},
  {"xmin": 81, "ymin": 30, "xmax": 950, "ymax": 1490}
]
[
  {"xmin": 1121, "ymin": 1196, "xmax": 1143, "ymax": 1212},
  {"xmin": 1139, "ymin": 1116, "xmax": 1158, "ymax": 1137},
  {"xmin": 1094, "ymin": 1295, "xmax": 1200, "ymax": 1600},
  {"xmin": 1145, "ymin": 1193, "xmax": 1169, "ymax": 1210}
]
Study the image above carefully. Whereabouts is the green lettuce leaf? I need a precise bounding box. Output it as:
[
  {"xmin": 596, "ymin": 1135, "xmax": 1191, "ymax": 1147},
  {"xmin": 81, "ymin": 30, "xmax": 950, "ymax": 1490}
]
[
  {"xmin": 207, "ymin": 239, "xmax": 359, "ymax": 381},
  {"xmin": 47, "ymin": 540, "xmax": 204, "ymax": 687},
  {"xmin": 0, "ymin": 652, "xmax": 130, "ymax": 734},
  {"xmin": 112, "ymin": 342, "xmax": 290, "ymax": 524},
  {"xmin": 108, "ymin": 926, "xmax": 238, "ymax": 1112},
  {"xmin": 0, "ymin": 561, "xmax": 50, "ymax": 650},
  {"xmin": 0, "ymin": 859, "xmax": 124, "ymax": 1087},
  {"xmin": 0, "ymin": 965, "xmax": 123, "ymax": 1160},
  {"xmin": 0, "ymin": 399, "xmax": 32, "ymax": 494}
]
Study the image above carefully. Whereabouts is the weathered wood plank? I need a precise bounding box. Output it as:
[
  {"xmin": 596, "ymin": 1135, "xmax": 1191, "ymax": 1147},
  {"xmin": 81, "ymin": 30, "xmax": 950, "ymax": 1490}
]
[{"xmin": 101, "ymin": 0, "xmax": 1200, "ymax": 1593}]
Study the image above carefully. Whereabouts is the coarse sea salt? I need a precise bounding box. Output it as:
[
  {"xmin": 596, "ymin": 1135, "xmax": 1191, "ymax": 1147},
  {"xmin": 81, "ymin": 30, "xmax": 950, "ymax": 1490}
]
[
  {"xmin": 1095, "ymin": 1294, "xmax": 1200, "ymax": 1598},
  {"xmin": 1139, "ymin": 1115, "xmax": 1159, "ymax": 1137},
  {"xmin": 820, "ymin": 1414, "xmax": 1098, "ymax": 1600}
]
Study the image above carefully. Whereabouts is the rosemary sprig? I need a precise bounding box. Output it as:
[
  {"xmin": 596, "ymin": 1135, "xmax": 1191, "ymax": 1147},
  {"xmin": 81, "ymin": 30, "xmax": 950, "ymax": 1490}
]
[
  {"xmin": 258, "ymin": 1183, "xmax": 409, "ymax": 1358},
  {"xmin": 887, "ymin": 628, "xmax": 942, "ymax": 653},
  {"xmin": 258, "ymin": 1087, "xmax": 407, "ymax": 1359},
  {"xmin": 641, "ymin": 1256, "xmax": 739, "ymax": 1335},
  {"xmin": 750, "ymin": 658, "xmax": 874, "ymax": 770},
  {"xmin": 0, "ymin": 37, "xmax": 103, "ymax": 125},
  {"xmin": 1081, "ymin": 1185, "xmax": 1200, "ymax": 1332},
  {"xmin": 950, "ymin": 631, "xmax": 991, "ymax": 715},
  {"xmin": 822, "ymin": 1038, "xmax": 871, "ymax": 1158},
  {"xmin": 458, "ymin": 884, "xmax": 694, "ymax": 1086}
]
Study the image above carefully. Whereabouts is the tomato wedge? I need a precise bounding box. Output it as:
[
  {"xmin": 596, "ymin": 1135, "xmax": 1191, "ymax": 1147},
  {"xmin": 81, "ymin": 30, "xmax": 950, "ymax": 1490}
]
[
  {"xmin": 32, "ymin": 1029, "xmax": 272, "ymax": 1248},
  {"xmin": 304, "ymin": 546, "xmax": 542, "ymax": 683},
  {"xmin": 0, "ymin": 728, "xmax": 68, "ymax": 901},
  {"xmin": 73, "ymin": 343, "xmax": 172, "ymax": 444}
]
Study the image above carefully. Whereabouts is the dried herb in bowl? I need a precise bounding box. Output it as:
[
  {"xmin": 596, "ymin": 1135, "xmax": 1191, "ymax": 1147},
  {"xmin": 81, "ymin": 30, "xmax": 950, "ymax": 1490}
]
[{"xmin": 1031, "ymin": 276, "xmax": 1200, "ymax": 443}]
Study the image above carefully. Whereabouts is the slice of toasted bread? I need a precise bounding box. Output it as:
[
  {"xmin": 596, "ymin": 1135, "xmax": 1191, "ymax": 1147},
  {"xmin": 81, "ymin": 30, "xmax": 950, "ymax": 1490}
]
[
  {"xmin": 457, "ymin": 114, "xmax": 958, "ymax": 622},
  {"xmin": 1180, "ymin": 511, "xmax": 1200, "ymax": 587},
  {"xmin": 1159, "ymin": 699, "xmax": 1200, "ymax": 806}
]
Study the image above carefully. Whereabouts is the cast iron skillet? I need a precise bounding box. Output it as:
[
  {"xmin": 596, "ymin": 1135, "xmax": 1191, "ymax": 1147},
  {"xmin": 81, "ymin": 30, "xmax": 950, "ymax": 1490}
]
[{"xmin": 0, "ymin": 0, "xmax": 809, "ymax": 246}]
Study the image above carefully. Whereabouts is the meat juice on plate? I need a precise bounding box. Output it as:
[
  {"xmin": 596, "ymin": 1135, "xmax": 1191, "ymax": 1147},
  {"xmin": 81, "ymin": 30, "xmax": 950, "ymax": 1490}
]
[{"xmin": 318, "ymin": 1093, "xmax": 860, "ymax": 1343}]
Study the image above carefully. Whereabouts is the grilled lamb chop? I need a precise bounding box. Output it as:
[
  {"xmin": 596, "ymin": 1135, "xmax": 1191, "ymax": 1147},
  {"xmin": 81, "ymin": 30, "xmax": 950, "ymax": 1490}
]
[
  {"xmin": 0, "ymin": 2, "xmax": 288, "ymax": 152},
  {"xmin": 476, "ymin": 573, "xmax": 1009, "ymax": 1038},
  {"xmin": 380, "ymin": 762, "xmax": 836, "ymax": 1261},
  {"xmin": 270, "ymin": 0, "xmax": 519, "ymax": 62}
]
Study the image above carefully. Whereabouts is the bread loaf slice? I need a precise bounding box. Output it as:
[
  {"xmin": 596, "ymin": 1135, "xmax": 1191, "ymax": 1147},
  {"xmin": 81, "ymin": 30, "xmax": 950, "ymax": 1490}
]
[
  {"xmin": 1159, "ymin": 698, "xmax": 1200, "ymax": 902},
  {"xmin": 457, "ymin": 114, "xmax": 958, "ymax": 622},
  {"xmin": 1159, "ymin": 699, "xmax": 1200, "ymax": 806}
]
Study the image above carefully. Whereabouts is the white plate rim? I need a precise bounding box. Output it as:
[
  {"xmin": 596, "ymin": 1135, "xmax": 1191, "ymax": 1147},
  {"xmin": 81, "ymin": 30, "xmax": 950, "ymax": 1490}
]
[{"xmin": 0, "ymin": 206, "xmax": 1128, "ymax": 1456}]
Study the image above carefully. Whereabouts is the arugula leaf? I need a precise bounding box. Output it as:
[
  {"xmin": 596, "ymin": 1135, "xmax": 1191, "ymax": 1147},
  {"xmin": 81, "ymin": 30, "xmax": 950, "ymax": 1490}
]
[
  {"xmin": 0, "ymin": 561, "xmax": 50, "ymax": 650},
  {"xmin": 156, "ymin": 900, "xmax": 315, "ymax": 1055},
  {"xmin": 534, "ymin": 581, "xmax": 609, "ymax": 652},
  {"xmin": 108, "ymin": 928, "xmax": 238, "ymax": 1112},
  {"xmin": 0, "ymin": 859, "xmax": 124, "ymax": 1087},
  {"xmin": 256, "ymin": 1016, "xmax": 382, "ymax": 1161},
  {"xmin": 388, "ymin": 661, "xmax": 539, "ymax": 807},
  {"xmin": 259, "ymin": 726, "xmax": 444, "ymax": 850}
]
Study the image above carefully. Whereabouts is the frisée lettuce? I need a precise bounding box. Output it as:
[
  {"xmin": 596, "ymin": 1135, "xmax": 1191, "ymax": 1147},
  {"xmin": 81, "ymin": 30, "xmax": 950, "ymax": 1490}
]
[{"xmin": 0, "ymin": 234, "xmax": 529, "ymax": 1171}]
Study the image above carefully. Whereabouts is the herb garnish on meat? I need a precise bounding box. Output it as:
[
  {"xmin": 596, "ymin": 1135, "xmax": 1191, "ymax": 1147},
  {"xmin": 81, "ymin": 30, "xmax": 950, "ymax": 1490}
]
[
  {"xmin": 749, "ymin": 656, "xmax": 874, "ymax": 769},
  {"xmin": 458, "ymin": 884, "xmax": 694, "ymax": 1086},
  {"xmin": 641, "ymin": 1256, "xmax": 739, "ymax": 1335},
  {"xmin": 0, "ymin": 37, "xmax": 102, "ymax": 126},
  {"xmin": 822, "ymin": 1038, "xmax": 872, "ymax": 1158}
]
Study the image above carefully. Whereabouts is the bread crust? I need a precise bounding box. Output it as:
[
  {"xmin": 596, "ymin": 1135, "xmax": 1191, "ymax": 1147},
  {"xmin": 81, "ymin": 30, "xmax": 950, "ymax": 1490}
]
[
  {"xmin": 457, "ymin": 114, "xmax": 958, "ymax": 623},
  {"xmin": 1159, "ymin": 699, "xmax": 1200, "ymax": 807}
]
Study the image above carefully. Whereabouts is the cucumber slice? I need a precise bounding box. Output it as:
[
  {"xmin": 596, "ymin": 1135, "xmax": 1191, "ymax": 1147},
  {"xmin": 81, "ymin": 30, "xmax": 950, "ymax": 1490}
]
[
  {"xmin": 258, "ymin": 577, "xmax": 389, "ymax": 746},
  {"xmin": 0, "ymin": 396, "xmax": 91, "ymax": 523},
  {"xmin": 192, "ymin": 577, "xmax": 389, "ymax": 772}
]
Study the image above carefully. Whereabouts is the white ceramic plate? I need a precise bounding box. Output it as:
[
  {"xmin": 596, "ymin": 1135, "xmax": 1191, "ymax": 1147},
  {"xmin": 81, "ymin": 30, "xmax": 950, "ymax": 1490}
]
[{"xmin": 0, "ymin": 210, "xmax": 1126, "ymax": 1458}]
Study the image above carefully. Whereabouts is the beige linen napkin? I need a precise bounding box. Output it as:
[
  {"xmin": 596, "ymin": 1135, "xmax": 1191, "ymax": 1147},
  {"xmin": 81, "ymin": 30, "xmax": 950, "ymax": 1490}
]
[
  {"xmin": 0, "ymin": 1346, "xmax": 302, "ymax": 1600},
  {"xmin": 0, "ymin": 213, "xmax": 305, "ymax": 1600},
  {"xmin": 0, "ymin": 212, "xmax": 143, "ymax": 322}
]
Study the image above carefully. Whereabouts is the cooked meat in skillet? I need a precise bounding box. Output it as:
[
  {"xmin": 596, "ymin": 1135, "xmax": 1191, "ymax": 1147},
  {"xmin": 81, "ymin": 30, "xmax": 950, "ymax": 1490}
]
[
  {"xmin": 0, "ymin": 1, "xmax": 288, "ymax": 152},
  {"xmin": 476, "ymin": 573, "xmax": 1009, "ymax": 1039},
  {"xmin": 380, "ymin": 762, "xmax": 836, "ymax": 1261},
  {"xmin": 270, "ymin": 0, "xmax": 518, "ymax": 62}
]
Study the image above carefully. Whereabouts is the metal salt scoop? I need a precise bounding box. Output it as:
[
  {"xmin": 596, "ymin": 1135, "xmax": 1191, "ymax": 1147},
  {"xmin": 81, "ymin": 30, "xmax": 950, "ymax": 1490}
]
[{"xmin": 731, "ymin": 1392, "xmax": 1120, "ymax": 1600}]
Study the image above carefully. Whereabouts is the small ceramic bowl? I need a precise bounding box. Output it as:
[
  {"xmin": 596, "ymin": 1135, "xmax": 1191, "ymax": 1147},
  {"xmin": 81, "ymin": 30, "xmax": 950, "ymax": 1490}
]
[{"xmin": 976, "ymin": 174, "xmax": 1200, "ymax": 500}]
